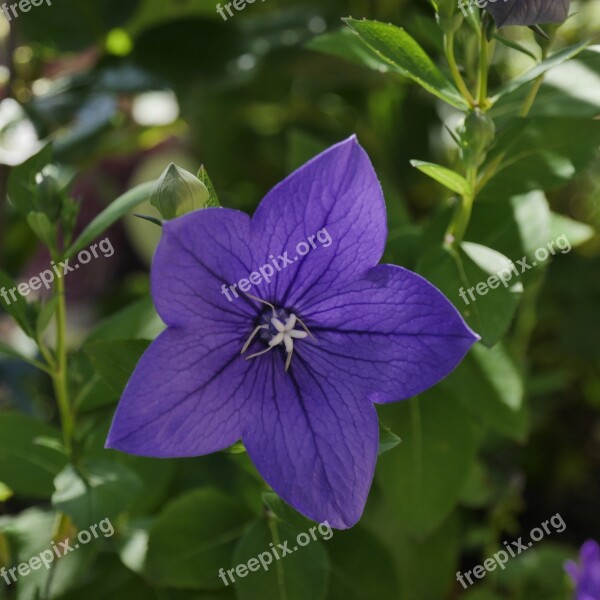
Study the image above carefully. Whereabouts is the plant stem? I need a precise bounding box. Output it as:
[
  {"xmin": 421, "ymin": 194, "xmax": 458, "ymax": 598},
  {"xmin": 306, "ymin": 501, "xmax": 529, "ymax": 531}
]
[
  {"xmin": 447, "ymin": 165, "xmax": 477, "ymax": 245},
  {"xmin": 51, "ymin": 273, "xmax": 73, "ymax": 457},
  {"xmin": 476, "ymin": 22, "xmax": 490, "ymax": 108},
  {"xmin": 444, "ymin": 31, "xmax": 476, "ymax": 107}
]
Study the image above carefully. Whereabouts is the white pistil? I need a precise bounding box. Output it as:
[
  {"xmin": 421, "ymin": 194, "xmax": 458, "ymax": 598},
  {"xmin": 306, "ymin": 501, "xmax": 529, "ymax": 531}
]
[{"xmin": 243, "ymin": 313, "xmax": 311, "ymax": 372}]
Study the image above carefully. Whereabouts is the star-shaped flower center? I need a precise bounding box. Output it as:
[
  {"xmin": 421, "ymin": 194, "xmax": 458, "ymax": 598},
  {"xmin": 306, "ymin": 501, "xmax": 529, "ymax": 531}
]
[{"xmin": 240, "ymin": 296, "xmax": 312, "ymax": 371}]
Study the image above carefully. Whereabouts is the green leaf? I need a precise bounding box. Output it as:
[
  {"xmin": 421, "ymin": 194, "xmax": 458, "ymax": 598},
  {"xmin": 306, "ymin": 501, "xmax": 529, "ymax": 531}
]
[
  {"xmin": 492, "ymin": 38, "xmax": 593, "ymax": 101},
  {"xmin": 232, "ymin": 519, "xmax": 330, "ymax": 600},
  {"xmin": 36, "ymin": 296, "xmax": 59, "ymax": 338},
  {"xmin": 306, "ymin": 28, "xmax": 392, "ymax": 73},
  {"xmin": 378, "ymin": 424, "xmax": 401, "ymax": 455},
  {"xmin": 377, "ymin": 389, "xmax": 479, "ymax": 536},
  {"xmin": 440, "ymin": 342, "xmax": 527, "ymax": 440},
  {"xmin": 481, "ymin": 118, "xmax": 600, "ymax": 199},
  {"xmin": 410, "ymin": 160, "xmax": 472, "ymax": 196},
  {"xmin": 84, "ymin": 339, "xmax": 151, "ymax": 395},
  {"xmin": 0, "ymin": 413, "xmax": 67, "ymax": 498},
  {"xmin": 418, "ymin": 242, "xmax": 522, "ymax": 347},
  {"xmin": 145, "ymin": 488, "xmax": 253, "ymax": 590},
  {"xmin": 27, "ymin": 211, "xmax": 57, "ymax": 249},
  {"xmin": 326, "ymin": 526, "xmax": 399, "ymax": 600},
  {"xmin": 197, "ymin": 164, "xmax": 221, "ymax": 207},
  {"xmin": 85, "ymin": 296, "xmax": 165, "ymax": 343},
  {"xmin": 65, "ymin": 181, "xmax": 155, "ymax": 259},
  {"xmin": 492, "ymin": 47, "xmax": 600, "ymax": 120},
  {"xmin": 7, "ymin": 142, "xmax": 53, "ymax": 214},
  {"xmin": 262, "ymin": 492, "xmax": 312, "ymax": 529},
  {"xmin": 52, "ymin": 459, "xmax": 143, "ymax": 529},
  {"xmin": 492, "ymin": 34, "xmax": 539, "ymax": 61},
  {"xmin": 0, "ymin": 269, "xmax": 37, "ymax": 337},
  {"xmin": 549, "ymin": 212, "xmax": 595, "ymax": 248},
  {"xmin": 343, "ymin": 19, "xmax": 468, "ymax": 109}
]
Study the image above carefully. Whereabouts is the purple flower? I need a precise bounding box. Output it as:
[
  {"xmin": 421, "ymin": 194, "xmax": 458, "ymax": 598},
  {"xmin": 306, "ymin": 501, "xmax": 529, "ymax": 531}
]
[
  {"xmin": 566, "ymin": 540, "xmax": 600, "ymax": 600},
  {"xmin": 106, "ymin": 137, "xmax": 478, "ymax": 528},
  {"xmin": 486, "ymin": 0, "xmax": 570, "ymax": 28}
]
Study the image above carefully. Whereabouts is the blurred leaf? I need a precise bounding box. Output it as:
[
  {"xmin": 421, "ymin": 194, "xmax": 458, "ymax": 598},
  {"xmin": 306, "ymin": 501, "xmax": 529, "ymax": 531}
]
[
  {"xmin": 378, "ymin": 424, "xmax": 401, "ymax": 455},
  {"xmin": 397, "ymin": 512, "xmax": 461, "ymax": 600},
  {"xmin": 326, "ymin": 526, "xmax": 399, "ymax": 600},
  {"xmin": 343, "ymin": 19, "xmax": 468, "ymax": 109},
  {"xmin": 418, "ymin": 242, "xmax": 522, "ymax": 347},
  {"xmin": 52, "ymin": 459, "xmax": 142, "ymax": 529},
  {"xmin": 84, "ymin": 339, "xmax": 150, "ymax": 395},
  {"xmin": 0, "ymin": 412, "xmax": 67, "ymax": 498},
  {"xmin": 549, "ymin": 212, "xmax": 595, "ymax": 247},
  {"xmin": 492, "ymin": 38, "xmax": 593, "ymax": 101},
  {"xmin": 492, "ymin": 47, "xmax": 600, "ymax": 120},
  {"xmin": 85, "ymin": 296, "xmax": 165, "ymax": 343},
  {"xmin": 27, "ymin": 211, "xmax": 56, "ymax": 249},
  {"xmin": 307, "ymin": 28, "xmax": 392, "ymax": 72},
  {"xmin": 492, "ymin": 34, "xmax": 539, "ymax": 61},
  {"xmin": 481, "ymin": 118, "xmax": 600, "ymax": 199},
  {"xmin": 232, "ymin": 519, "xmax": 329, "ymax": 600},
  {"xmin": 410, "ymin": 160, "xmax": 472, "ymax": 196},
  {"xmin": 441, "ymin": 343, "xmax": 527, "ymax": 440},
  {"xmin": 65, "ymin": 181, "xmax": 155, "ymax": 259},
  {"xmin": 377, "ymin": 389, "xmax": 479, "ymax": 536},
  {"xmin": 7, "ymin": 142, "xmax": 52, "ymax": 214},
  {"xmin": 197, "ymin": 165, "xmax": 221, "ymax": 208},
  {"xmin": 18, "ymin": 0, "xmax": 142, "ymax": 52},
  {"xmin": 262, "ymin": 492, "xmax": 311, "ymax": 529},
  {"xmin": 145, "ymin": 488, "xmax": 253, "ymax": 590}
]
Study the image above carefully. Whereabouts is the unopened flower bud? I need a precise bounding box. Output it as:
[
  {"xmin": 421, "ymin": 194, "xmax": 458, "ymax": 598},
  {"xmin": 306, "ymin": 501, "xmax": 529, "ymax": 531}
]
[{"xmin": 150, "ymin": 163, "xmax": 210, "ymax": 220}]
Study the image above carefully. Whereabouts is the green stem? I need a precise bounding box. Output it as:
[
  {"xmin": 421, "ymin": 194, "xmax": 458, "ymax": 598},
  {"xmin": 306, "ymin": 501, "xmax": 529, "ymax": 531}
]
[
  {"xmin": 444, "ymin": 31, "xmax": 476, "ymax": 107},
  {"xmin": 519, "ymin": 73, "xmax": 544, "ymax": 118},
  {"xmin": 51, "ymin": 273, "xmax": 73, "ymax": 457},
  {"xmin": 476, "ymin": 23, "xmax": 490, "ymax": 108},
  {"xmin": 447, "ymin": 165, "xmax": 477, "ymax": 245}
]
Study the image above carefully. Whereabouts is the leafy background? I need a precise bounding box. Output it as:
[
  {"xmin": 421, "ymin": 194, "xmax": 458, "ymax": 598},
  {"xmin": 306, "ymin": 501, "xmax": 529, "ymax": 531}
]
[{"xmin": 0, "ymin": 0, "xmax": 599, "ymax": 598}]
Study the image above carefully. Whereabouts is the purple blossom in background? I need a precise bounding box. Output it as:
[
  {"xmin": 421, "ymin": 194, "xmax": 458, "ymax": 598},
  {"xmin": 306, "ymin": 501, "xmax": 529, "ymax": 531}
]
[
  {"xmin": 486, "ymin": 0, "xmax": 570, "ymax": 27},
  {"xmin": 566, "ymin": 540, "xmax": 600, "ymax": 600},
  {"xmin": 106, "ymin": 136, "xmax": 478, "ymax": 528}
]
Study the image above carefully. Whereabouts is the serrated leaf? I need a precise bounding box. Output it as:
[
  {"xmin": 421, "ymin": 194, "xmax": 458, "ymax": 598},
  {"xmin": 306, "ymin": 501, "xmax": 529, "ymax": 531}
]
[{"xmin": 344, "ymin": 19, "xmax": 468, "ymax": 109}]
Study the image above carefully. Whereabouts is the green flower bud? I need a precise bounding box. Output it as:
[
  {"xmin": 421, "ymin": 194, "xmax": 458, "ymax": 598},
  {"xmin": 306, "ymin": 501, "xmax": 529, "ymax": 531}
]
[
  {"xmin": 34, "ymin": 165, "xmax": 69, "ymax": 221},
  {"xmin": 460, "ymin": 110, "xmax": 496, "ymax": 167},
  {"xmin": 150, "ymin": 163, "xmax": 210, "ymax": 220}
]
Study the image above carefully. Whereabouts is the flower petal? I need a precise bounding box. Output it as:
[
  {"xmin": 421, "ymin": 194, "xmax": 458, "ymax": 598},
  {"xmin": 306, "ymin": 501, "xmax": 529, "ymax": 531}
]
[
  {"xmin": 106, "ymin": 327, "xmax": 256, "ymax": 457},
  {"xmin": 486, "ymin": 0, "xmax": 569, "ymax": 27},
  {"xmin": 152, "ymin": 208, "xmax": 260, "ymax": 328},
  {"xmin": 242, "ymin": 352, "xmax": 379, "ymax": 529},
  {"xmin": 297, "ymin": 264, "xmax": 478, "ymax": 402},
  {"xmin": 252, "ymin": 136, "xmax": 387, "ymax": 307}
]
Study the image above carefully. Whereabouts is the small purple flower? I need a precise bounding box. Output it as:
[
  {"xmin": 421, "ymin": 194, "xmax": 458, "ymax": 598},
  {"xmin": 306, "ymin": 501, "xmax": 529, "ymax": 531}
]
[
  {"xmin": 486, "ymin": 0, "xmax": 570, "ymax": 27},
  {"xmin": 106, "ymin": 137, "xmax": 478, "ymax": 528},
  {"xmin": 566, "ymin": 540, "xmax": 600, "ymax": 600}
]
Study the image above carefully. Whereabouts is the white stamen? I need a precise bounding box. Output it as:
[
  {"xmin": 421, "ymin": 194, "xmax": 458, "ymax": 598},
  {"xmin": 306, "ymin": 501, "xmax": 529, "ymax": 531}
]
[{"xmin": 241, "ymin": 311, "xmax": 313, "ymax": 372}]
